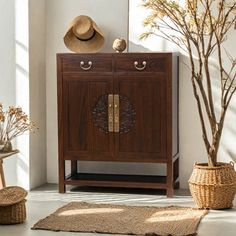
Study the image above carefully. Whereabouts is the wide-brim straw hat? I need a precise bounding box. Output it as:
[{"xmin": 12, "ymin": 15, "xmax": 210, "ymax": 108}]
[{"xmin": 64, "ymin": 15, "xmax": 105, "ymax": 53}]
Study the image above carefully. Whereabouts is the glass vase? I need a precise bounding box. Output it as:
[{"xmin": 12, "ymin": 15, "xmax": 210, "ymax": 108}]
[{"xmin": 1, "ymin": 140, "xmax": 13, "ymax": 153}]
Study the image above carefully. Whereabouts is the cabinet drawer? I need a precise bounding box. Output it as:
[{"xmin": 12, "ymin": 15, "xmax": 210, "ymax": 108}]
[
  {"xmin": 115, "ymin": 54, "xmax": 168, "ymax": 73},
  {"xmin": 60, "ymin": 54, "xmax": 113, "ymax": 73}
]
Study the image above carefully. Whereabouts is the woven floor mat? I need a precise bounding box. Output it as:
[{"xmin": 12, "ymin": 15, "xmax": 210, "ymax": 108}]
[{"xmin": 32, "ymin": 202, "xmax": 208, "ymax": 236}]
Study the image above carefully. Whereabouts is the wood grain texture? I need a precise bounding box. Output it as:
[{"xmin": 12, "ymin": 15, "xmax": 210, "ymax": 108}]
[
  {"xmin": 114, "ymin": 53, "xmax": 168, "ymax": 73},
  {"xmin": 114, "ymin": 75, "xmax": 167, "ymax": 162},
  {"xmin": 57, "ymin": 53, "xmax": 179, "ymax": 196},
  {"xmin": 65, "ymin": 173, "xmax": 167, "ymax": 189},
  {"xmin": 0, "ymin": 159, "xmax": 5, "ymax": 189},
  {"xmin": 63, "ymin": 75, "xmax": 114, "ymax": 160},
  {"xmin": 166, "ymin": 54, "xmax": 174, "ymax": 197},
  {"xmin": 60, "ymin": 53, "xmax": 113, "ymax": 73},
  {"xmin": 57, "ymin": 54, "xmax": 66, "ymax": 193}
]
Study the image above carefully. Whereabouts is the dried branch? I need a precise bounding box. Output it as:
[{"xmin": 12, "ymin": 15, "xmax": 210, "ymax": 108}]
[
  {"xmin": 0, "ymin": 104, "xmax": 36, "ymax": 151},
  {"xmin": 141, "ymin": 0, "xmax": 236, "ymax": 166}
]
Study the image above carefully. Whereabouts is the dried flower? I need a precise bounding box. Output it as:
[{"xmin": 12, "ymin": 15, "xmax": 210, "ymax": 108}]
[{"xmin": 0, "ymin": 104, "xmax": 36, "ymax": 147}]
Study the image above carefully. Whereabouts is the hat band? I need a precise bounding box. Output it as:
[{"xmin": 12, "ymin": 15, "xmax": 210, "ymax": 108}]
[{"xmin": 76, "ymin": 30, "xmax": 96, "ymax": 41}]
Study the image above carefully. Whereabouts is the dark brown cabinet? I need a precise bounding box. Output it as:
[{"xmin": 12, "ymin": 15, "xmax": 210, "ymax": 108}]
[{"xmin": 57, "ymin": 53, "xmax": 179, "ymax": 197}]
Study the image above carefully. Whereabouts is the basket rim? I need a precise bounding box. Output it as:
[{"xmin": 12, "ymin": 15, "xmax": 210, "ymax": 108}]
[
  {"xmin": 188, "ymin": 181, "xmax": 236, "ymax": 186},
  {"xmin": 193, "ymin": 162, "xmax": 235, "ymax": 170},
  {"xmin": 0, "ymin": 186, "xmax": 27, "ymax": 206}
]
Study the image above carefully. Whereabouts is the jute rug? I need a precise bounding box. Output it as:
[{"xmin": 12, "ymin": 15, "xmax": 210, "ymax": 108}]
[{"xmin": 32, "ymin": 202, "xmax": 208, "ymax": 236}]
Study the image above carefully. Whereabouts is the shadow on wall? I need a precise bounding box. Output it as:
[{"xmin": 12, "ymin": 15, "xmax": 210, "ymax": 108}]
[
  {"xmin": 179, "ymin": 53, "xmax": 236, "ymax": 166},
  {"xmin": 99, "ymin": 25, "xmax": 117, "ymax": 53},
  {"xmin": 210, "ymin": 60, "xmax": 236, "ymax": 164},
  {"xmin": 121, "ymin": 45, "xmax": 236, "ymax": 187},
  {"xmin": 128, "ymin": 41, "xmax": 151, "ymax": 52},
  {"xmin": 178, "ymin": 54, "xmax": 206, "ymax": 188}
]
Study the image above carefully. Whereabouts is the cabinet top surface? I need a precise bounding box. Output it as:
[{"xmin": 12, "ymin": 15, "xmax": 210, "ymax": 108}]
[{"xmin": 57, "ymin": 52, "xmax": 177, "ymax": 57}]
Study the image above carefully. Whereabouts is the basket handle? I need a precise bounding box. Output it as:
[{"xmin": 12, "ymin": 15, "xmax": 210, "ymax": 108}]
[{"xmin": 230, "ymin": 161, "xmax": 235, "ymax": 168}]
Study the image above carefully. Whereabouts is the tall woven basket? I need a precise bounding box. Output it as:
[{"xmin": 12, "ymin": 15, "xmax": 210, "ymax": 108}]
[
  {"xmin": 189, "ymin": 162, "xmax": 236, "ymax": 209},
  {"xmin": 0, "ymin": 186, "xmax": 27, "ymax": 224}
]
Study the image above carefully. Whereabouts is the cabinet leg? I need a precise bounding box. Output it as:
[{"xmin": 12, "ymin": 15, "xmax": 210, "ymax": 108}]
[
  {"xmin": 71, "ymin": 160, "xmax": 77, "ymax": 175},
  {"xmin": 0, "ymin": 159, "xmax": 6, "ymax": 189},
  {"xmin": 167, "ymin": 187, "xmax": 174, "ymax": 198},
  {"xmin": 167, "ymin": 161, "xmax": 174, "ymax": 198},
  {"xmin": 59, "ymin": 159, "xmax": 66, "ymax": 193},
  {"xmin": 59, "ymin": 182, "xmax": 66, "ymax": 193}
]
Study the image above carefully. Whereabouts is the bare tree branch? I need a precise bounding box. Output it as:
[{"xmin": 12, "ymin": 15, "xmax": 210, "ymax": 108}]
[{"xmin": 141, "ymin": 0, "xmax": 236, "ymax": 166}]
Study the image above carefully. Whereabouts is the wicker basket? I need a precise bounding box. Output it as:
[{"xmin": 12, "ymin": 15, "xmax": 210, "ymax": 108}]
[
  {"xmin": 0, "ymin": 186, "xmax": 27, "ymax": 224},
  {"xmin": 189, "ymin": 162, "xmax": 236, "ymax": 209},
  {"xmin": 0, "ymin": 200, "xmax": 26, "ymax": 224}
]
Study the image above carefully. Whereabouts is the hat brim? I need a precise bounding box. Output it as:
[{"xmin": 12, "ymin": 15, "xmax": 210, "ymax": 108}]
[{"xmin": 64, "ymin": 22, "xmax": 105, "ymax": 53}]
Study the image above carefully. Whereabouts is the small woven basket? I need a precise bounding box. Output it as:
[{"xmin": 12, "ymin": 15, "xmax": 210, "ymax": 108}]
[
  {"xmin": 0, "ymin": 186, "xmax": 27, "ymax": 224},
  {"xmin": 189, "ymin": 162, "xmax": 236, "ymax": 209},
  {"xmin": 0, "ymin": 200, "xmax": 26, "ymax": 224}
]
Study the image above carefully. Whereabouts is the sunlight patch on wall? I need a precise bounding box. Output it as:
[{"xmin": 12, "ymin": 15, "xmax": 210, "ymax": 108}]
[
  {"xmin": 15, "ymin": 0, "xmax": 29, "ymax": 189},
  {"xmin": 129, "ymin": 0, "xmax": 180, "ymax": 52}
]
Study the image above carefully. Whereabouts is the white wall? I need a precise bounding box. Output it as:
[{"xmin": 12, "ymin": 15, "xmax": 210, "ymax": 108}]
[
  {"xmin": 0, "ymin": 0, "xmax": 16, "ymax": 186},
  {"xmin": 129, "ymin": 0, "xmax": 236, "ymax": 188},
  {"xmin": 28, "ymin": 0, "xmax": 47, "ymax": 189},
  {"xmin": 15, "ymin": 0, "xmax": 30, "ymax": 189},
  {"xmin": 46, "ymin": 0, "xmax": 236, "ymax": 188},
  {"xmin": 0, "ymin": 0, "xmax": 47, "ymax": 189},
  {"xmin": 46, "ymin": 0, "xmax": 130, "ymax": 183},
  {"xmin": 1, "ymin": 0, "xmax": 235, "ymax": 190}
]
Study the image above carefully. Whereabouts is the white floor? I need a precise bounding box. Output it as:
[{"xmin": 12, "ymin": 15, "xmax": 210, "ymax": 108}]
[{"xmin": 0, "ymin": 185, "xmax": 236, "ymax": 236}]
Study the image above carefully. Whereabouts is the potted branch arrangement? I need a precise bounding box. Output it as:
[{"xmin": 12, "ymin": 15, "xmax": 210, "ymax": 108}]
[
  {"xmin": 0, "ymin": 103, "xmax": 35, "ymax": 153},
  {"xmin": 141, "ymin": 0, "xmax": 236, "ymax": 209}
]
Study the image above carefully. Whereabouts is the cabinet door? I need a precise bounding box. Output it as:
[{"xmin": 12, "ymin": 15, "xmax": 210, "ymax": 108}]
[
  {"xmin": 62, "ymin": 74, "xmax": 114, "ymax": 161},
  {"xmin": 114, "ymin": 74, "xmax": 167, "ymax": 162}
]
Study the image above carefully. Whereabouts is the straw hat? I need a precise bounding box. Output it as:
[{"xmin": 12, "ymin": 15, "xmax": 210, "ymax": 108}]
[{"xmin": 64, "ymin": 15, "xmax": 105, "ymax": 53}]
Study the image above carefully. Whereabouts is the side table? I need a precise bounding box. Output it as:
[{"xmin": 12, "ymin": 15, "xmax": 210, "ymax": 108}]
[{"xmin": 0, "ymin": 151, "xmax": 19, "ymax": 189}]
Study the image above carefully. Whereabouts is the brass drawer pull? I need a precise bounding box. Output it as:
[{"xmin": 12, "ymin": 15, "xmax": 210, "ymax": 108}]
[
  {"xmin": 80, "ymin": 61, "xmax": 93, "ymax": 71},
  {"xmin": 114, "ymin": 95, "xmax": 119, "ymax": 133},
  {"xmin": 108, "ymin": 95, "xmax": 114, "ymax": 132},
  {"xmin": 134, "ymin": 61, "xmax": 147, "ymax": 71}
]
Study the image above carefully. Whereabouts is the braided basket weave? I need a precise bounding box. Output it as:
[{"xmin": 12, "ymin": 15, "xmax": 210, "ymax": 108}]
[
  {"xmin": 0, "ymin": 186, "xmax": 27, "ymax": 224},
  {"xmin": 189, "ymin": 162, "xmax": 236, "ymax": 209},
  {"xmin": 0, "ymin": 200, "xmax": 26, "ymax": 224}
]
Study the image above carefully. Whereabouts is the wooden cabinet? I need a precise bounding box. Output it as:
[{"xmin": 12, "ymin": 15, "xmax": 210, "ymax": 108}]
[{"xmin": 57, "ymin": 53, "xmax": 179, "ymax": 197}]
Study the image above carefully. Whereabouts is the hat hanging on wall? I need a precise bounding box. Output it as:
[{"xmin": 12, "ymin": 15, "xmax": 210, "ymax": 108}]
[{"xmin": 64, "ymin": 15, "xmax": 105, "ymax": 53}]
